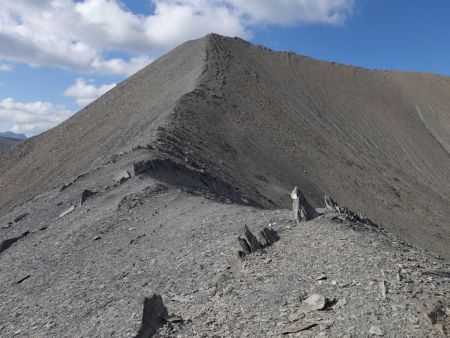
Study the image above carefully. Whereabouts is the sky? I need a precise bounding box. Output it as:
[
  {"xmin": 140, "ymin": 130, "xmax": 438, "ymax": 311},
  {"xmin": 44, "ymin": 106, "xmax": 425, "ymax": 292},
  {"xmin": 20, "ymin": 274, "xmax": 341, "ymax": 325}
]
[{"xmin": 0, "ymin": 0, "xmax": 449, "ymax": 137}]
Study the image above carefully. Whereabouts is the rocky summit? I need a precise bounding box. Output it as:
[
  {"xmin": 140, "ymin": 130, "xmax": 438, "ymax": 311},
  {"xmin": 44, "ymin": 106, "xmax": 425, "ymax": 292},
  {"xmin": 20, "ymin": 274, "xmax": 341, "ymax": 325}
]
[{"xmin": 0, "ymin": 34, "xmax": 449, "ymax": 337}]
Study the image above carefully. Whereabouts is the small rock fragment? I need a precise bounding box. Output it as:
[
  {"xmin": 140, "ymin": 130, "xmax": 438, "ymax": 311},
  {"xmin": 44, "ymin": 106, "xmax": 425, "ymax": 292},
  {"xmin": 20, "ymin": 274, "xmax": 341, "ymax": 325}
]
[
  {"xmin": 299, "ymin": 294, "xmax": 326, "ymax": 313},
  {"xmin": 16, "ymin": 274, "xmax": 31, "ymax": 284},
  {"xmin": 320, "ymin": 320, "xmax": 334, "ymax": 330},
  {"xmin": 379, "ymin": 280, "xmax": 387, "ymax": 298},
  {"xmin": 13, "ymin": 213, "xmax": 28, "ymax": 223},
  {"xmin": 369, "ymin": 325, "xmax": 383, "ymax": 336},
  {"xmin": 288, "ymin": 313, "xmax": 305, "ymax": 322},
  {"xmin": 165, "ymin": 315, "xmax": 183, "ymax": 323},
  {"xmin": 60, "ymin": 181, "xmax": 72, "ymax": 192},
  {"xmin": 171, "ymin": 295, "xmax": 189, "ymax": 303},
  {"xmin": 114, "ymin": 170, "xmax": 131, "ymax": 184},
  {"xmin": 336, "ymin": 298, "xmax": 347, "ymax": 308},
  {"xmin": 57, "ymin": 205, "xmax": 75, "ymax": 220},
  {"xmin": 282, "ymin": 322, "xmax": 318, "ymax": 334}
]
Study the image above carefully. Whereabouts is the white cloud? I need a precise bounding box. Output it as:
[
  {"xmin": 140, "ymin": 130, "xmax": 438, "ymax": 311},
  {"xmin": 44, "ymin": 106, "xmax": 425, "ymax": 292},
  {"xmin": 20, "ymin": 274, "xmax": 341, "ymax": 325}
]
[
  {"xmin": 0, "ymin": 0, "xmax": 355, "ymax": 75},
  {"xmin": 229, "ymin": 0, "xmax": 354, "ymax": 25},
  {"xmin": 64, "ymin": 78, "xmax": 116, "ymax": 107},
  {"xmin": 0, "ymin": 63, "xmax": 13, "ymax": 71},
  {"xmin": 0, "ymin": 97, "xmax": 73, "ymax": 135}
]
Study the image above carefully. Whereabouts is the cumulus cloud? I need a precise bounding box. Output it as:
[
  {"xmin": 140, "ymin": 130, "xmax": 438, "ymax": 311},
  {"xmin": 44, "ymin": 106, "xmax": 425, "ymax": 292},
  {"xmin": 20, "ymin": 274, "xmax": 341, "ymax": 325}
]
[
  {"xmin": 64, "ymin": 78, "xmax": 116, "ymax": 107},
  {"xmin": 0, "ymin": 0, "xmax": 355, "ymax": 75},
  {"xmin": 0, "ymin": 98, "xmax": 73, "ymax": 135}
]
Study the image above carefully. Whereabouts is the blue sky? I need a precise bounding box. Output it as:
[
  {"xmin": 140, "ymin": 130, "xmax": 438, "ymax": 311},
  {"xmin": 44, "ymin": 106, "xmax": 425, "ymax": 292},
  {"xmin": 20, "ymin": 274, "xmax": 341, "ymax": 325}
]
[{"xmin": 0, "ymin": 0, "xmax": 449, "ymax": 136}]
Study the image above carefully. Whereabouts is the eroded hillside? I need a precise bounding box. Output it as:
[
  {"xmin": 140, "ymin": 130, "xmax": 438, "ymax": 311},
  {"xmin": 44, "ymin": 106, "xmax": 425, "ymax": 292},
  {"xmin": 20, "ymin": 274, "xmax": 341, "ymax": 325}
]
[{"xmin": 0, "ymin": 34, "xmax": 449, "ymax": 259}]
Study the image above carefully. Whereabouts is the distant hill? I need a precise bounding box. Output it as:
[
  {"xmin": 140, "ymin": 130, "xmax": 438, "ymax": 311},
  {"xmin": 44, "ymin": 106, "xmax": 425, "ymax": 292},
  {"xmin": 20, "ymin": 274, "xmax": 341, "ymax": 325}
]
[
  {"xmin": 0, "ymin": 131, "xmax": 27, "ymax": 140},
  {"xmin": 0, "ymin": 136, "xmax": 21, "ymax": 154}
]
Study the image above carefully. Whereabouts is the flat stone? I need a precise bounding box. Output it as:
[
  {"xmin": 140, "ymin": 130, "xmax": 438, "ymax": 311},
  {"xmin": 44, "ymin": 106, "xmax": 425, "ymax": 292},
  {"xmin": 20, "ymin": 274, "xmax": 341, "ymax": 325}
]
[
  {"xmin": 288, "ymin": 313, "xmax": 305, "ymax": 322},
  {"xmin": 57, "ymin": 205, "xmax": 75, "ymax": 220},
  {"xmin": 282, "ymin": 322, "xmax": 318, "ymax": 334},
  {"xmin": 299, "ymin": 294, "xmax": 326, "ymax": 313}
]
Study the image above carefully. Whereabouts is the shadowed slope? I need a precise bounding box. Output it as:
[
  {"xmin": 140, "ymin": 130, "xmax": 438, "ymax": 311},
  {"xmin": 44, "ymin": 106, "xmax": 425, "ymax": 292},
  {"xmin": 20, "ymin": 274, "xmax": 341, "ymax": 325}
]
[
  {"xmin": 155, "ymin": 35, "xmax": 450, "ymax": 257},
  {"xmin": 0, "ymin": 34, "xmax": 449, "ymax": 258}
]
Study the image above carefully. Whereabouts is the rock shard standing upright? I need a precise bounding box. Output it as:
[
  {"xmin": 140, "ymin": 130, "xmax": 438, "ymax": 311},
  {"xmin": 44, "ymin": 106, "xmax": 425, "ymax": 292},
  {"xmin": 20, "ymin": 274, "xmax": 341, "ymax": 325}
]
[{"xmin": 291, "ymin": 187, "xmax": 317, "ymax": 223}]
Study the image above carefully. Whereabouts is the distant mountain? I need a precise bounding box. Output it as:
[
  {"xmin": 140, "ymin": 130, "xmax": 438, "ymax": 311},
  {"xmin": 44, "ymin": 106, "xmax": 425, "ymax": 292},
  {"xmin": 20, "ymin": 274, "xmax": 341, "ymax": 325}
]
[
  {"xmin": 0, "ymin": 131, "xmax": 27, "ymax": 140},
  {"xmin": 0, "ymin": 136, "xmax": 21, "ymax": 154}
]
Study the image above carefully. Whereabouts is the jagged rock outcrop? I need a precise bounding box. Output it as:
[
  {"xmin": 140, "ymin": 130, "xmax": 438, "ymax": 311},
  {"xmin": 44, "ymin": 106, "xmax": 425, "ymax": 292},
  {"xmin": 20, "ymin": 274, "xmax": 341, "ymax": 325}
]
[{"xmin": 291, "ymin": 186, "xmax": 318, "ymax": 223}]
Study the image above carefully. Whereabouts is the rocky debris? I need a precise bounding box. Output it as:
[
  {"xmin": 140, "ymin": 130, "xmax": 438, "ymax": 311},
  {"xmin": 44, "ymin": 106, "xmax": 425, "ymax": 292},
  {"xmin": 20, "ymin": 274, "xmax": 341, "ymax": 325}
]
[
  {"xmin": 0, "ymin": 170, "xmax": 449, "ymax": 337},
  {"xmin": 134, "ymin": 295, "xmax": 168, "ymax": 338},
  {"xmin": 238, "ymin": 225, "xmax": 279, "ymax": 257},
  {"xmin": 291, "ymin": 187, "xmax": 317, "ymax": 223},
  {"xmin": 369, "ymin": 325, "xmax": 384, "ymax": 336},
  {"xmin": 0, "ymin": 231, "xmax": 30, "ymax": 254},
  {"xmin": 80, "ymin": 189, "xmax": 97, "ymax": 205},
  {"xmin": 13, "ymin": 213, "xmax": 28, "ymax": 223},
  {"xmin": 298, "ymin": 294, "xmax": 327, "ymax": 313},
  {"xmin": 57, "ymin": 205, "xmax": 75, "ymax": 220},
  {"xmin": 114, "ymin": 170, "xmax": 131, "ymax": 184}
]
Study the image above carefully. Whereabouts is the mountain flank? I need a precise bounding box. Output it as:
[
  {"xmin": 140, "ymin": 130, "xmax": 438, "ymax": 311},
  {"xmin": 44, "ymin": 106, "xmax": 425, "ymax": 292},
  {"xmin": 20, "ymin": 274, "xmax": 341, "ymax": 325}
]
[{"xmin": 1, "ymin": 33, "xmax": 449, "ymax": 258}]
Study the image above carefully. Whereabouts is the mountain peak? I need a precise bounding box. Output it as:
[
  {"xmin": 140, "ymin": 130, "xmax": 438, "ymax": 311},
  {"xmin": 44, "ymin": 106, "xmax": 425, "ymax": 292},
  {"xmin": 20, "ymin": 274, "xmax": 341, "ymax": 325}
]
[{"xmin": 1, "ymin": 35, "xmax": 450, "ymax": 259}]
